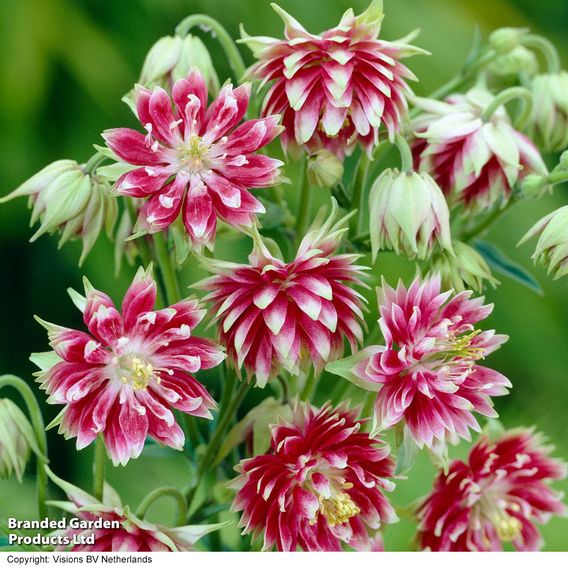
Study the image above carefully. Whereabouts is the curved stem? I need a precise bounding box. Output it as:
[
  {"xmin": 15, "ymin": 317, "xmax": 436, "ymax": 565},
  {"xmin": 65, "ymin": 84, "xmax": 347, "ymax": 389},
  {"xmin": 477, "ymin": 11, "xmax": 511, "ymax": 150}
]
[
  {"xmin": 462, "ymin": 198, "xmax": 516, "ymax": 243},
  {"xmin": 276, "ymin": 374, "xmax": 290, "ymax": 404},
  {"xmin": 522, "ymin": 34, "xmax": 561, "ymax": 74},
  {"xmin": 0, "ymin": 375, "xmax": 48, "ymax": 518},
  {"xmin": 125, "ymin": 199, "xmax": 152, "ymax": 269},
  {"xmin": 295, "ymin": 157, "xmax": 312, "ymax": 246},
  {"xmin": 153, "ymin": 232, "xmax": 181, "ymax": 304},
  {"xmin": 394, "ymin": 134, "xmax": 413, "ymax": 173},
  {"xmin": 176, "ymin": 15, "xmax": 246, "ymax": 81},
  {"xmin": 83, "ymin": 152, "xmax": 107, "ymax": 175},
  {"xmin": 93, "ymin": 435, "xmax": 106, "ymax": 502},
  {"xmin": 300, "ymin": 371, "xmax": 317, "ymax": 401},
  {"xmin": 136, "ymin": 487, "xmax": 188, "ymax": 526},
  {"xmin": 350, "ymin": 152, "xmax": 371, "ymax": 236},
  {"xmin": 481, "ymin": 87, "xmax": 533, "ymax": 129},
  {"xmin": 546, "ymin": 170, "xmax": 568, "ymax": 186}
]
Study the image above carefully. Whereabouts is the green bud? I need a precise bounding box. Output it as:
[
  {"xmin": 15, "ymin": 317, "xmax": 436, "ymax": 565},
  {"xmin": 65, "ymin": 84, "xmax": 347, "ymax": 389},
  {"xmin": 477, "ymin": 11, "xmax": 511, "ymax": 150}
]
[
  {"xmin": 139, "ymin": 34, "xmax": 219, "ymax": 94},
  {"xmin": 306, "ymin": 150, "xmax": 344, "ymax": 189},
  {"xmin": 0, "ymin": 399, "xmax": 34, "ymax": 482},
  {"xmin": 519, "ymin": 174, "xmax": 548, "ymax": 199},
  {"xmin": 428, "ymin": 241, "xmax": 499, "ymax": 293},
  {"xmin": 489, "ymin": 27, "xmax": 529, "ymax": 54},
  {"xmin": 487, "ymin": 46, "xmax": 538, "ymax": 78},
  {"xmin": 369, "ymin": 169, "xmax": 453, "ymax": 260},
  {"xmin": 559, "ymin": 150, "xmax": 568, "ymax": 170},
  {"xmin": 519, "ymin": 205, "xmax": 568, "ymax": 279}
]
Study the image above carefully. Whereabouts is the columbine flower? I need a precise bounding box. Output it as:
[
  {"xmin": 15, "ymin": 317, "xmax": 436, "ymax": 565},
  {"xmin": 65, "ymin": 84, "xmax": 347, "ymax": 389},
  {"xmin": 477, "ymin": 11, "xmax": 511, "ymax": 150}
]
[
  {"xmin": 198, "ymin": 202, "xmax": 366, "ymax": 387},
  {"xmin": 0, "ymin": 399, "xmax": 42, "ymax": 481},
  {"xmin": 33, "ymin": 267, "xmax": 224, "ymax": 466},
  {"xmin": 529, "ymin": 72, "xmax": 568, "ymax": 152},
  {"xmin": 519, "ymin": 205, "xmax": 568, "ymax": 279},
  {"xmin": 327, "ymin": 276, "xmax": 511, "ymax": 450},
  {"xmin": 416, "ymin": 429, "xmax": 567, "ymax": 551},
  {"xmin": 46, "ymin": 467, "xmax": 226, "ymax": 551},
  {"xmin": 412, "ymin": 87, "xmax": 548, "ymax": 212},
  {"xmin": 230, "ymin": 402, "xmax": 397, "ymax": 551},
  {"xmin": 428, "ymin": 241, "xmax": 498, "ymax": 294},
  {"xmin": 0, "ymin": 160, "xmax": 117, "ymax": 264},
  {"xmin": 369, "ymin": 168, "xmax": 453, "ymax": 260},
  {"xmin": 138, "ymin": 34, "xmax": 219, "ymax": 94},
  {"xmin": 103, "ymin": 69, "xmax": 282, "ymax": 249},
  {"xmin": 241, "ymin": 0, "xmax": 425, "ymax": 157}
]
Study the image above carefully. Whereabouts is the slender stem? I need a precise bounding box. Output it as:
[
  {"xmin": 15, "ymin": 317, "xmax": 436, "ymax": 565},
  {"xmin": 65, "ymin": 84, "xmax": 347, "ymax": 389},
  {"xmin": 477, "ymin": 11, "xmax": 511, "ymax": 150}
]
[
  {"xmin": 93, "ymin": 435, "xmax": 106, "ymax": 502},
  {"xmin": 394, "ymin": 134, "xmax": 414, "ymax": 173},
  {"xmin": 480, "ymin": 86, "xmax": 533, "ymax": 129},
  {"xmin": 175, "ymin": 15, "xmax": 246, "ymax": 81},
  {"xmin": 276, "ymin": 374, "xmax": 290, "ymax": 404},
  {"xmin": 462, "ymin": 198, "xmax": 516, "ymax": 242},
  {"xmin": 300, "ymin": 371, "xmax": 317, "ymax": 401},
  {"xmin": 546, "ymin": 170, "xmax": 568, "ymax": 185},
  {"xmin": 522, "ymin": 34, "xmax": 561, "ymax": 73},
  {"xmin": 361, "ymin": 391, "xmax": 376, "ymax": 431},
  {"xmin": 330, "ymin": 379, "xmax": 352, "ymax": 405},
  {"xmin": 136, "ymin": 487, "xmax": 188, "ymax": 526},
  {"xmin": 295, "ymin": 157, "xmax": 312, "ymax": 246},
  {"xmin": 153, "ymin": 232, "xmax": 181, "ymax": 304},
  {"xmin": 83, "ymin": 152, "xmax": 106, "ymax": 175},
  {"xmin": 217, "ymin": 366, "xmax": 237, "ymax": 423},
  {"xmin": 350, "ymin": 152, "xmax": 371, "ymax": 236},
  {"xmin": 0, "ymin": 375, "xmax": 48, "ymax": 518},
  {"xmin": 125, "ymin": 198, "xmax": 152, "ymax": 268}
]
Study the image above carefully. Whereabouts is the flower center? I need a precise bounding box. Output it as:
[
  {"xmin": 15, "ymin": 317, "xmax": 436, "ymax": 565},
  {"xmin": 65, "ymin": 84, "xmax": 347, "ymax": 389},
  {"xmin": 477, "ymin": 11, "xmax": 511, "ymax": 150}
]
[
  {"xmin": 116, "ymin": 354, "xmax": 156, "ymax": 390},
  {"xmin": 318, "ymin": 489, "xmax": 361, "ymax": 527},
  {"xmin": 488, "ymin": 509, "xmax": 522, "ymax": 541},
  {"xmin": 177, "ymin": 135, "xmax": 210, "ymax": 173}
]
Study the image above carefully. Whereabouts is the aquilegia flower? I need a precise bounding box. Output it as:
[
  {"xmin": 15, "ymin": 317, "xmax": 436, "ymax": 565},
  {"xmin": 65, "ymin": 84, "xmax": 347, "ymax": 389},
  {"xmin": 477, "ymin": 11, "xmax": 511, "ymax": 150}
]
[
  {"xmin": 46, "ymin": 467, "xmax": 226, "ymax": 551},
  {"xmin": 519, "ymin": 205, "xmax": 568, "ymax": 280},
  {"xmin": 0, "ymin": 160, "xmax": 117, "ymax": 264},
  {"xmin": 230, "ymin": 402, "xmax": 397, "ymax": 551},
  {"xmin": 327, "ymin": 276, "xmax": 511, "ymax": 450},
  {"xmin": 33, "ymin": 266, "xmax": 224, "ymax": 465},
  {"xmin": 241, "ymin": 1, "xmax": 425, "ymax": 157},
  {"xmin": 416, "ymin": 429, "xmax": 567, "ymax": 551},
  {"xmin": 103, "ymin": 69, "xmax": 282, "ymax": 249},
  {"xmin": 368, "ymin": 168, "xmax": 453, "ymax": 260},
  {"xmin": 412, "ymin": 87, "xmax": 548, "ymax": 212},
  {"xmin": 199, "ymin": 202, "xmax": 366, "ymax": 387}
]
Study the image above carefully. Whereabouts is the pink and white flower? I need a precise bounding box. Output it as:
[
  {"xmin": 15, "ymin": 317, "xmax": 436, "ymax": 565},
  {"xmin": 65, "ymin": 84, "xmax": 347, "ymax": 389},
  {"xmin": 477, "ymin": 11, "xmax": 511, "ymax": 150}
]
[
  {"xmin": 327, "ymin": 276, "xmax": 511, "ymax": 450},
  {"xmin": 241, "ymin": 1, "xmax": 424, "ymax": 157},
  {"xmin": 33, "ymin": 267, "xmax": 224, "ymax": 465},
  {"xmin": 46, "ymin": 467, "xmax": 226, "ymax": 551},
  {"xmin": 416, "ymin": 429, "xmax": 567, "ymax": 551},
  {"xmin": 412, "ymin": 87, "xmax": 548, "ymax": 212},
  {"xmin": 103, "ymin": 69, "xmax": 283, "ymax": 249},
  {"xmin": 199, "ymin": 204, "xmax": 367, "ymax": 387},
  {"xmin": 230, "ymin": 402, "xmax": 397, "ymax": 551}
]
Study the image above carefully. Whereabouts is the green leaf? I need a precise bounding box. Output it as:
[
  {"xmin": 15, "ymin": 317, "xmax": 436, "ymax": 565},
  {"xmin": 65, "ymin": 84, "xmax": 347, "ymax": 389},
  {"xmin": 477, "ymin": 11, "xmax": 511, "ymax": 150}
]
[{"xmin": 474, "ymin": 240, "xmax": 543, "ymax": 295}]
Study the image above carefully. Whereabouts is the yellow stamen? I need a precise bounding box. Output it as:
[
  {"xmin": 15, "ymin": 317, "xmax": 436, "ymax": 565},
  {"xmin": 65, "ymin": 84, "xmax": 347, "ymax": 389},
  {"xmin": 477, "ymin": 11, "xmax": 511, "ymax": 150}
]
[
  {"xmin": 118, "ymin": 355, "xmax": 155, "ymax": 390},
  {"xmin": 318, "ymin": 491, "xmax": 361, "ymax": 528},
  {"xmin": 177, "ymin": 135, "xmax": 208, "ymax": 172}
]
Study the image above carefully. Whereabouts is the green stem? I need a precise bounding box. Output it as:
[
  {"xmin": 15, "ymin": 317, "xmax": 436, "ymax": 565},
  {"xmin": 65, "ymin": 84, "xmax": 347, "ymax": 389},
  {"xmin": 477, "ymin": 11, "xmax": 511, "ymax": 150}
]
[
  {"xmin": 361, "ymin": 391, "xmax": 376, "ymax": 431},
  {"xmin": 522, "ymin": 34, "xmax": 561, "ymax": 74},
  {"xmin": 125, "ymin": 199, "xmax": 152, "ymax": 268},
  {"xmin": 546, "ymin": 170, "xmax": 568, "ymax": 185},
  {"xmin": 295, "ymin": 157, "xmax": 312, "ymax": 246},
  {"xmin": 394, "ymin": 134, "xmax": 414, "ymax": 173},
  {"xmin": 350, "ymin": 152, "xmax": 371, "ymax": 236},
  {"xmin": 0, "ymin": 375, "xmax": 48, "ymax": 518},
  {"xmin": 462, "ymin": 198, "xmax": 516, "ymax": 242},
  {"xmin": 136, "ymin": 487, "xmax": 188, "ymax": 526},
  {"xmin": 480, "ymin": 86, "xmax": 533, "ymax": 129},
  {"xmin": 93, "ymin": 435, "xmax": 106, "ymax": 502},
  {"xmin": 217, "ymin": 366, "xmax": 237, "ymax": 423},
  {"xmin": 84, "ymin": 152, "xmax": 107, "ymax": 175},
  {"xmin": 300, "ymin": 371, "xmax": 317, "ymax": 401},
  {"xmin": 176, "ymin": 15, "xmax": 246, "ymax": 81},
  {"xmin": 153, "ymin": 232, "xmax": 181, "ymax": 304},
  {"xmin": 276, "ymin": 374, "xmax": 290, "ymax": 404}
]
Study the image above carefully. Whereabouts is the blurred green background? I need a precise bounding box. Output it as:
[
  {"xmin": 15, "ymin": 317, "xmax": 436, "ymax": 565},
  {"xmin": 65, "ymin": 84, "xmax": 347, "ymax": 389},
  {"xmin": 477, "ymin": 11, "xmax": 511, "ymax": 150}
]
[{"xmin": 1, "ymin": 0, "xmax": 568, "ymax": 552}]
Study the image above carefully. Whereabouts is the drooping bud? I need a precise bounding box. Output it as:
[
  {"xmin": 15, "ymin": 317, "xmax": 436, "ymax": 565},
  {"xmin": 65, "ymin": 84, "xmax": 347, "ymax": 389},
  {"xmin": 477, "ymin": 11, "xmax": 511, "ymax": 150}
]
[
  {"xmin": 369, "ymin": 168, "xmax": 453, "ymax": 260},
  {"xmin": 519, "ymin": 173, "xmax": 549, "ymax": 199},
  {"xmin": 306, "ymin": 150, "xmax": 344, "ymax": 188},
  {"xmin": 428, "ymin": 241, "xmax": 498, "ymax": 293},
  {"xmin": 0, "ymin": 160, "xmax": 118, "ymax": 264},
  {"xmin": 528, "ymin": 72, "xmax": 568, "ymax": 152},
  {"xmin": 0, "ymin": 399, "xmax": 36, "ymax": 481},
  {"xmin": 489, "ymin": 27, "xmax": 529, "ymax": 54},
  {"xmin": 487, "ymin": 46, "xmax": 538, "ymax": 79},
  {"xmin": 139, "ymin": 34, "xmax": 219, "ymax": 94},
  {"xmin": 519, "ymin": 205, "xmax": 568, "ymax": 279}
]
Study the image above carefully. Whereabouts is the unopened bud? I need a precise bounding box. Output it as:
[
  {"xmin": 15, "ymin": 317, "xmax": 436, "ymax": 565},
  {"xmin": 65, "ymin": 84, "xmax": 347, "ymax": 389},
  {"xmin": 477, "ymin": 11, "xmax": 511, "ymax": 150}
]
[
  {"xmin": 0, "ymin": 399, "xmax": 35, "ymax": 482},
  {"xmin": 489, "ymin": 27, "xmax": 529, "ymax": 54},
  {"xmin": 519, "ymin": 174, "xmax": 548, "ymax": 199},
  {"xmin": 307, "ymin": 150, "xmax": 344, "ymax": 188}
]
